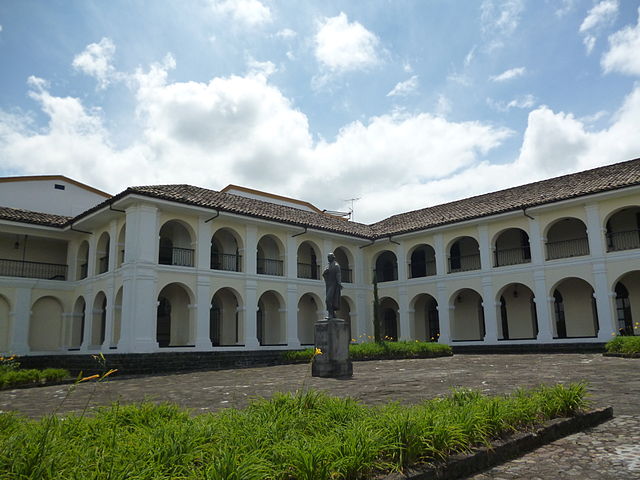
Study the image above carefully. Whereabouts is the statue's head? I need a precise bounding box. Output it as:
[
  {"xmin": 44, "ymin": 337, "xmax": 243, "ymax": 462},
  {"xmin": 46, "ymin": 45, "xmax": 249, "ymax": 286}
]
[{"xmin": 328, "ymin": 252, "xmax": 335, "ymax": 262}]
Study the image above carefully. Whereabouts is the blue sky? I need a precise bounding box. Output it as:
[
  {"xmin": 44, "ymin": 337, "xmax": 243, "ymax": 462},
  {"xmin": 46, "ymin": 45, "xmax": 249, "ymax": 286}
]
[{"xmin": 1, "ymin": 0, "xmax": 639, "ymax": 223}]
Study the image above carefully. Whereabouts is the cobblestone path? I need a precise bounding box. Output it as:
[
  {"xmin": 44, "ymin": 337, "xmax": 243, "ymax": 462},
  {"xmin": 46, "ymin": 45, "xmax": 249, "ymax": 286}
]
[{"xmin": 0, "ymin": 353, "xmax": 638, "ymax": 478}]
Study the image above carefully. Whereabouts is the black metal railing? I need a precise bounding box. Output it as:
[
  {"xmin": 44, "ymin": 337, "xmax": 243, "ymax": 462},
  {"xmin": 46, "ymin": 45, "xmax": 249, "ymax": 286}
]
[
  {"xmin": 606, "ymin": 230, "xmax": 640, "ymax": 252},
  {"xmin": 211, "ymin": 253, "xmax": 242, "ymax": 272},
  {"xmin": 98, "ymin": 255, "xmax": 109, "ymax": 274},
  {"xmin": 341, "ymin": 267, "xmax": 353, "ymax": 283},
  {"xmin": 448, "ymin": 253, "xmax": 481, "ymax": 273},
  {"xmin": 159, "ymin": 246, "xmax": 195, "ymax": 267},
  {"xmin": 494, "ymin": 246, "xmax": 531, "ymax": 267},
  {"xmin": 297, "ymin": 262, "xmax": 320, "ymax": 279},
  {"xmin": 0, "ymin": 258, "xmax": 67, "ymax": 281},
  {"xmin": 257, "ymin": 257, "xmax": 283, "ymax": 276},
  {"xmin": 546, "ymin": 238, "xmax": 589, "ymax": 260},
  {"xmin": 374, "ymin": 265, "xmax": 398, "ymax": 282},
  {"xmin": 408, "ymin": 260, "xmax": 437, "ymax": 278}
]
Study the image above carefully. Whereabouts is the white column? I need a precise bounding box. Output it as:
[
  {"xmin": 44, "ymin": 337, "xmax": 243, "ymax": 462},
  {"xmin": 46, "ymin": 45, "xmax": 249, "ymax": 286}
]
[
  {"xmin": 286, "ymin": 235, "xmax": 297, "ymax": 279},
  {"xmin": 398, "ymin": 286, "xmax": 410, "ymax": 340},
  {"xmin": 244, "ymin": 281, "xmax": 259, "ymax": 348},
  {"xmin": 66, "ymin": 240, "xmax": 78, "ymax": 281},
  {"xmin": 10, "ymin": 287, "xmax": 31, "ymax": 355},
  {"xmin": 195, "ymin": 277, "xmax": 212, "ymax": 349},
  {"xmin": 585, "ymin": 203, "xmax": 605, "ymax": 258},
  {"xmin": 482, "ymin": 276, "xmax": 498, "ymax": 343},
  {"xmin": 395, "ymin": 242, "xmax": 407, "ymax": 281},
  {"xmin": 245, "ymin": 226, "xmax": 257, "ymax": 275},
  {"xmin": 323, "ymin": 239, "xmax": 334, "ymax": 259},
  {"xmin": 532, "ymin": 270, "xmax": 553, "ymax": 341},
  {"xmin": 80, "ymin": 287, "xmax": 94, "ymax": 352},
  {"xmin": 124, "ymin": 204, "xmax": 159, "ymax": 264},
  {"xmin": 436, "ymin": 282, "xmax": 451, "ymax": 344},
  {"xmin": 101, "ymin": 286, "xmax": 115, "ymax": 350},
  {"xmin": 286, "ymin": 286, "xmax": 300, "ymax": 347},
  {"xmin": 434, "ymin": 234, "xmax": 445, "ymax": 277},
  {"xmin": 528, "ymin": 217, "xmax": 545, "ymax": 265},
  {"xmin": 593, "ymin": 263, "xmax": 615, "ymax": 340},
  {"xmin": 87, "ymin": 235, "xmax": 97, "ymax": 278},
  {"xmin": 108, "ymin": 220, "xmax": 118, "ymax": 271},
  {"xmin": 196, "ymin": 217, "xmax": 211, "ymax": 270},
  {"xmin": 478, "ymin": 225, "xmax": 491, "ymax": 271}
]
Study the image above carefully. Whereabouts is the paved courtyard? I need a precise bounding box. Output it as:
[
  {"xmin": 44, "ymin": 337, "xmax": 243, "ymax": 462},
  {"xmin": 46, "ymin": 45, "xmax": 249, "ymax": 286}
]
[{"xmin": 1, "ymin": 353, "xmax": 639, "ymax": 478}]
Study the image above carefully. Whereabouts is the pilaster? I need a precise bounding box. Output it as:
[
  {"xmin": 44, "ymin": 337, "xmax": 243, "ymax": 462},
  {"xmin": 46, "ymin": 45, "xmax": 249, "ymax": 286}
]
[
  {"xmin": 244, "ymin": 281, "xmax": 259, "ymax": 348},
  {"xmin": 436, "ymin": 282, "xmax": 451, "ymax": 344},
  {"xmin": 481, "ymin": 276, "xmax": 498, "ymax": 342},
  {"xmin": 532, "ymin": 270, "xmax": 553, "ymax": 341},
  {"xmin": 593, "ymin": 262, "xmax": 615, "ymax": 340},
  {"xmin": 286, "ymin": 286, "xmax": 300, "ymax": 347}
]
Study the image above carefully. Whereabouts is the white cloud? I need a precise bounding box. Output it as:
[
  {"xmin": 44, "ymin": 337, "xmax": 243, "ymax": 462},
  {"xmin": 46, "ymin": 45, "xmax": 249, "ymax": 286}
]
[
  {"xmin": 487, "ymin": 94, "xmax": 535, "ymax": 111},
  {"xmin": 480, "ymin": 0, "xmax": 524, "ymax": 49},
  {"xmin": 403, "ymin": 62, "xmax": 413, "ymax": 73},
  {"xmin": 490, "ymin": 66, "xmax": 526, "ymax": 82},
  {"xmin": 601, "ymin": 7, "xmax": 640, "ymax": 76},
  {"xmin": 314, "ymin": 12, "xmax": 380, "ymax": 73},
  {"xmin": 210, "ymin": 0, "xmax": 271, "ymax": 27},
  {"xmin": 579, "ymin": 0, "xmax": 619, "ymax": 54},
  {"xmin": 464, "ymin": 46, "xmax": 476, "ymax": 67},
  {"xmin": 246, "ymin": 58, "xmax": 276, "ymax": 77},
  {"xmin": 447, "ymin": 72, "xmax": 471, "ymax": 86},
  {"xmin": 276, "ymin": 28, "xmax": 296, "ymax": 39},
  {"xmin": 554, "ymin": 0, "xmax": 577, "ymax": 18},
  {"xmin": 72, "ymin": 37, "xmax": 117, "ymax": 89},
  {"xmin": 387, "ymin": 76, "xmax": 419, "ymax": 97},
  {"xmin": 0, "ymin": 25, "xmax": 3, "ymax": 32},
  {"xmin": 435, "ymin": 95, "xmax": 451, "ymax": 117}
]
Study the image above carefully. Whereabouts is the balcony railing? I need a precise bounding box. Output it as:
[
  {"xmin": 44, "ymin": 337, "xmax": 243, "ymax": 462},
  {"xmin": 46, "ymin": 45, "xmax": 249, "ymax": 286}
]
[
  {"xmin": 257, "ymin": 257, "xmax": 283, "ymax": 276},
  {"xmin": 546, "ymin": 238, "xmax": 589, "ymax": 260},
  {"xmin": 98, "ymin": 255, "xmax": 109, "ymax": 274},
  {"xmin": 297, "ymin": 262, "xmax": 320, "ymax": 279},
  {"xmin": 408, "ymin": 260, "xmax": 437, "ymax": 278},
  {"xmin": 448, "ymin": 253, "xmax": 481, "ymax": 273},
  {"xmin": 159, "ymin": 247, "xmax": 195, "ymax": 267},
  {"xmin": 211, "ymin": 253, "xmax": 242, "ymax": 272},
  {"xmin": 606, "ymin": 229, "xmax": 640, "ymax": 252},
  {"xmin": 374, "ymin": 265, "xmax": 398, "ymax": 282},
  {"xmin": 341, "ymin": 267, "xmax": 353, "ymax": 283},
  {"xmin": 494, "ymin": 246, "xmax": 531, "ymax": 267},
  {"xmin": 0, "ymin": 258, "xmax": 67, "ymax": 281}
]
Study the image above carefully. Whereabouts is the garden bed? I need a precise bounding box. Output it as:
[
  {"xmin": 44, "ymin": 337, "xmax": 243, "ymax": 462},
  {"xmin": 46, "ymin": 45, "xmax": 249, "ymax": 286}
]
[
  {"xmin": 0, "ymin": 356, "xmax": 69, "ymax": 390},
  {"xmin": 604, "ymin": 336, "xmax": 640, "ymax": 357},
  {"xmin": 283, "ymin": 341, "xmax": 452, "ymax": 363}
]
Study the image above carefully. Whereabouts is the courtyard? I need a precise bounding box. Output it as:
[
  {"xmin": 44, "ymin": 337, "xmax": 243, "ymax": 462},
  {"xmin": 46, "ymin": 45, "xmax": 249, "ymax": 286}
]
[{"xmin": 1, "ymin": 353, "xmax": 639, "ymax": 478}]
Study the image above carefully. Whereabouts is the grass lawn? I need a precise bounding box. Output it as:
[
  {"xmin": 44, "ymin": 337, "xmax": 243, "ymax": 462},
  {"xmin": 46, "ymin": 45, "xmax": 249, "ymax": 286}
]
[{"xmin": 0, "ymin": 383, "xmax": 588, "ymax": 479}]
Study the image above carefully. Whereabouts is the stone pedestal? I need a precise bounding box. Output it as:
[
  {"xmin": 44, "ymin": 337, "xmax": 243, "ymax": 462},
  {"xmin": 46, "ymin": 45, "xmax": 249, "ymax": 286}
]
[{"xmin": 312, "ymin": 318, "xmax": 353, "ymax": 378}]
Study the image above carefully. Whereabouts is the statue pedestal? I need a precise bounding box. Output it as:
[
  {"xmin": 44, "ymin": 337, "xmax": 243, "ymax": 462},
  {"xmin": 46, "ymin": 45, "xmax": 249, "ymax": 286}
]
[{"xmin": 312, "ymin": 318, "xmax": 353, "ymax": 378}]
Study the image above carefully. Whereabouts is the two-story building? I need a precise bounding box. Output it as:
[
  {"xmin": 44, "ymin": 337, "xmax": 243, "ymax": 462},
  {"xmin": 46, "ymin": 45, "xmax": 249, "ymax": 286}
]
[{"xmin": 1, "ymin": 158, "xmax": 639, "ymax": 357}]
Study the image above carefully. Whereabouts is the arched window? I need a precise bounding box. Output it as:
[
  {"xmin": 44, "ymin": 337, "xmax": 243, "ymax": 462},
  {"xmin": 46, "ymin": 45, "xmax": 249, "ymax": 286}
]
[
  {"xmin": 615, "ymin": 283, "xmax": 634, "ymax": 336},
  {"xmin": 553, "ymin": 290, "xmax": 566, "ymax": 339}
]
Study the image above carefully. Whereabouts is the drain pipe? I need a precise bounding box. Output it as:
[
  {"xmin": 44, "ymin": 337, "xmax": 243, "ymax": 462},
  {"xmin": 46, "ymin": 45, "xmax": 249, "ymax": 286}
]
[
  {"xmin": 522, "ymin": 207, "xmax": 535, "ymax": 220},
  {"xmin": 292, "ymin": 226, "xmax": 308, "ymax": 238},
  {"xmin": 204, "ymin": 210, "xmax": 220, "ymax": 223}
]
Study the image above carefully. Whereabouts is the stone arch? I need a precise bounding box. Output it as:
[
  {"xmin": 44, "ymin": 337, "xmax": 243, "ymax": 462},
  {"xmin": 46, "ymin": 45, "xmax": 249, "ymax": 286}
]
[
  {"xmin": 495, "ymin": 283, "xmax": 537, "ymax": 340},
  {"xmin": 257, "ymin": 235, "xmax": 284, "ymax": 276},
  {"xmin": 612, "ymin": 270, "xmax": 640, "ymax": 336},
  {"xmin": 493, "ymin": 228, "xmax": 531, "ymax": 267},
  {"xmin": 550, "ymin": 277, "xmax": 597, "ymax": 338},
  {"xmin": 297, "ymin": 241, "xmax": 322, "ymax": 280},
  {"xmin": 449, "ymin": 288, "xmax": 485, "ymax": 341},
  {"xmin": 408, "ymin": 244, "xmax": 437, "ymax": 278},
  {"xmin": 379, "ymin": 297, "xmax": 399, "ymax": 341},
  {"xmin": 211, "ymin": 287, "xmax": 243, "ymax": 346},
  {"xmin": 95, "ymin": 232, "xmax": 110, "ymax": 275},
  {"xmin": 334, "ymin": 246, "xmax": 354, "ymax": 283},
  {"xmin": 159, "ymin": 220, "xmax": 195, "ymax": 267},
  {"xmin": 545, "ymin": 218, "xmax": 589, "ymax": 260},
  {"xmin": 157, "ymin": 283, "xmax": 194, "ymax": 347},
  {"xmin": 448, "ymin": 236, "xmax": 480, "ymax": 273},
  {"xmin": 257, "ymin": 290, "xmax": 286, "ymax": 345},
  {"xmin": 604, "ymin": 206, "xmax": 640, "ymax": 252},
  {"xmin": 0, "ymin": 295, "xmax": 11, "ymax": 353},
  {"xmin": 117, "ymin": 224, "xmax": 126, "ymax": 267},
  {"xmin": 374, "ymin": 250, "xmax": 398, "ymax": 282},
  {"xmin": 298, "ymin": 292, "xmax": 323, "ymax": 345},
  {"xmin": 29, "ymin": 296, "xmax": 64, "ymax": 351},
  {"xmin": 410, "ymin": 293, "xmax": 439, "ymax": 341},
  {"xmin": 211, "ymin": 227, "xmax": 243, "ymax": 272}
]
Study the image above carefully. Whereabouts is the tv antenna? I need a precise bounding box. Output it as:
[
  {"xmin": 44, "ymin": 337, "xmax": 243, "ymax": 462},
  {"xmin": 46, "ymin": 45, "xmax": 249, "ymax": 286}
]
[{"xmin": 343, "ymin": 197, "xmax": 361, "ymax": 221}]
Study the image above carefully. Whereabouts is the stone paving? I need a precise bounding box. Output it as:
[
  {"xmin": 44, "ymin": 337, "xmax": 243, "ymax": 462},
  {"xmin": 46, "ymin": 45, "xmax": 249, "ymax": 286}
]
[{"xmin": 0, "ymin": 353, "xmax": 639, "ymax": 478}]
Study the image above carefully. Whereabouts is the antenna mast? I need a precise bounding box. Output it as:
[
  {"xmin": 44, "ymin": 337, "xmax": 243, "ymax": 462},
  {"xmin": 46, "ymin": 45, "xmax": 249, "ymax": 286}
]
[{"xmin": 343, "ymin": 197, "xmax": 361, "ymax": 221}]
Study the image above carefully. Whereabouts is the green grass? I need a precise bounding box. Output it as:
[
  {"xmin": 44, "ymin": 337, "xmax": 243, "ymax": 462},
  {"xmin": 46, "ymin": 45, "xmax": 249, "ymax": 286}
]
[
  {"xmin": 282, "ymin": 341, "xmax": 452, "ymax": 362},
  {"xmin": 0, "ymin": 368, "xmax": 69, "ymax": 389},
  {"xmin": 605, "ymin": 335, "xmax": 640, "ymax": 354},
  {"xmin": 0, "ymin": 383, "xmax": 588, "ymax": 479}
]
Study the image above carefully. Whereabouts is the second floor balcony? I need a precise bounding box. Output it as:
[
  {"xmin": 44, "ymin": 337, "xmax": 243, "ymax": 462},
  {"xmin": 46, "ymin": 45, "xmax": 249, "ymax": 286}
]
[
  {"xmin": 494, "ymin": 246, "xmax": 531, "ymax": 267},
  {"xmin": 606, "ymin": 229, "xmax": 640, "ymax": 252},
  {"xmin": 159, "ymin": 246, "xmax": 195, "ymax": 267},
  {"xmin": 448, "ymin": 253, "xmax": 481, "ymax": 273},
  {"xmin": 297, "ymin": 262, "xmax": 320, "ymax": 280},
  {"xmin": 0, "ymin": 258, "xmax": 67, "ymax": 281},
  {"xmin": 211, "ymin": 253, "xmax": 242, "ymax": 272},
  {"xmin": 341, "ymin": 267, "xmax": 353, "ymax": 283},
  {"xmin": 257, "ymin": 257, "xmax": 283, "ymax": 276},
  {"xmin": 546, "ymin": 237, "xmax": 589, "ymax": 260}
]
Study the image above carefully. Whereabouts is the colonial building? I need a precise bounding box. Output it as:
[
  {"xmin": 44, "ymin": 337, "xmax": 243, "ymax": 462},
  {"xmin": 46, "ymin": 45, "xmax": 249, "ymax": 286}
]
[{"xmin": 1, "ymin": 159, "xmax": 639, "ymax": 357}]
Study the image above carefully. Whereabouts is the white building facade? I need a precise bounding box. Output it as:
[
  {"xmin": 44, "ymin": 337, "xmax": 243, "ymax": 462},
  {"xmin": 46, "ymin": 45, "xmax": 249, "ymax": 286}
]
[{"xmin": 1, "ymin": 159, "xmax": 640, "ymax": 357}]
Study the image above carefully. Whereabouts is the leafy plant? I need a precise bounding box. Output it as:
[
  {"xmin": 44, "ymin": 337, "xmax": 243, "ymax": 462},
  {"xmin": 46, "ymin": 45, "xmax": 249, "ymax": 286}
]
[{"xmin": 606, "ymin": 335, "xmax": 640, "ymax": 354}]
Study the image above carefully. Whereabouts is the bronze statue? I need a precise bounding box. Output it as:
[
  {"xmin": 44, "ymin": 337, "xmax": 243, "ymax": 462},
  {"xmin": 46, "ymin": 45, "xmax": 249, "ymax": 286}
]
[{"xmin": 323, "ymin": 252, "xmax": 342, "ymax": 318}]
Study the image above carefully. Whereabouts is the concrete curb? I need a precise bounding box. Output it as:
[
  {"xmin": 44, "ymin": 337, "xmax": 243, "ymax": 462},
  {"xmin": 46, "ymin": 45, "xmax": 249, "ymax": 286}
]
[
  {"xmin": 379, "ymin": 406, "xmax": 614, "ymax": 480},
  {"xmin": 603, "ymin": 352, "xmax": 640, "ymax": 358}
]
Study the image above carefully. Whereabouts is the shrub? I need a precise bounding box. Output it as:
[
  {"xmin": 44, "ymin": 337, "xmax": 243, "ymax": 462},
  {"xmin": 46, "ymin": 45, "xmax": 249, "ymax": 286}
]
[
  {"xmin": 0, "ymin": 367, "xmax": 69, "ymax": 389},
  {"xmin": 605, "ymin": 335, "xmax": 640, "ymax": 354},
  {"xmin": 282, "ymin": 341, "xmax": 452, "ymax": 362},
  {"xmin": 0, "ymin": 355, "xmax": 20, "ymax": 373}
]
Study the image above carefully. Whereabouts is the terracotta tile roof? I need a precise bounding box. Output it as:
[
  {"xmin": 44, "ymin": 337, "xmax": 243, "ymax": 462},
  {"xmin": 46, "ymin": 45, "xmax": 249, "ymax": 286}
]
[
  {"xmin": 122, "ymin": 184, "xmax": 375, "ymax": 238},
  {"xmin": 0, "ymin": 206, "xmax": 70, "ymax": 228},
  {"xmin": 370, "ymin": 157, "xmax": 640, "ymax": 237}
]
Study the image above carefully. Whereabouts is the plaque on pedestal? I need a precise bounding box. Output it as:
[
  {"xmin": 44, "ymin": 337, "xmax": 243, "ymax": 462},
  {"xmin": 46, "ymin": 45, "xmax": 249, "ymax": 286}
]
[{"xmin": 312, "ymin": 318, "xmax": 353, "ymax": 378}]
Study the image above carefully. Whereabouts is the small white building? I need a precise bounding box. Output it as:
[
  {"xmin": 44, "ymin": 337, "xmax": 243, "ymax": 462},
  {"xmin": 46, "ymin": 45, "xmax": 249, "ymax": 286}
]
[{"xmin": 0, "ymin": 159, "xmax": 639, "ymax": 357}]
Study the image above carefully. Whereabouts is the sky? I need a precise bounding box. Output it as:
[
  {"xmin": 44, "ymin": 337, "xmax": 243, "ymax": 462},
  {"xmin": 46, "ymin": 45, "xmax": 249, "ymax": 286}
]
[{"xmin": 1, "ymin": 0, "xmax": 640, "ymax": 224}]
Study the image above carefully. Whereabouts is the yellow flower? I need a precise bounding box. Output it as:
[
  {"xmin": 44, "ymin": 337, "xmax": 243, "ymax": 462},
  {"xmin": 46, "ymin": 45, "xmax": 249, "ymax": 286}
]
[
  {"xmin": 79, "ymin": 374, "xmax": 100, "ymax": 382},
  {"xmin": 102, "ymin": 368, "xmax": 118, "ymax": 378},
  {"xmin": 611, "ymin": 332, "xmax": 616, "ymax": 336},
  {"xmin": 314, "ymin": 347, "xmax": 323, "ymax": 356}
]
